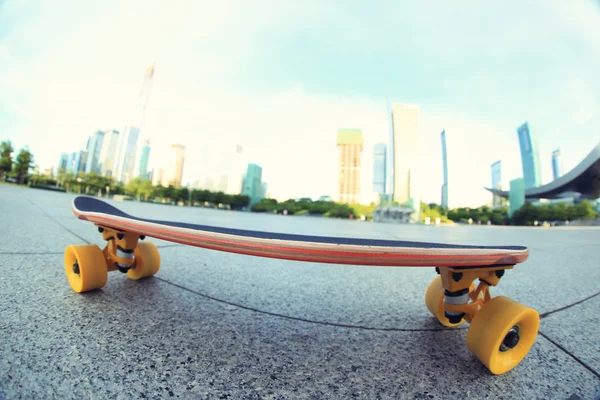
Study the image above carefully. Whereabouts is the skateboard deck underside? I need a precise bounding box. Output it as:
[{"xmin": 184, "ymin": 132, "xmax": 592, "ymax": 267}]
[{"xmin": 72, "ymin": 196, "xmax": 529, "ymax": 267}]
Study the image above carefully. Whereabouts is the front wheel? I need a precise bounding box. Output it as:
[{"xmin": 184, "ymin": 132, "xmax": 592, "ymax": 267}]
[
  {"xmin": 466, "ymin": 296, "xmax": 539, "ymax": 374},
  {"xmin": 64, "ymin": 244, "xmax": 108, "ymax": 293},
  {"xmin": 127, "ymin": 242, "xmax": 161, "ymax": 280}
]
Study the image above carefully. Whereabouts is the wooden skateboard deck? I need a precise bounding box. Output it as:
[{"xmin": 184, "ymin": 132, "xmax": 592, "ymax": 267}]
[{"xmin": 72, "ymin": 196, "xmax": 528, "ymax": 267}]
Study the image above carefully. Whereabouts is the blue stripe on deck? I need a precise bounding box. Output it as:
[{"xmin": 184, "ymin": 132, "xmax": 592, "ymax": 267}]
[{"xmin": 73, "ymin": 196, "xmax": 526, "ymax": 251}]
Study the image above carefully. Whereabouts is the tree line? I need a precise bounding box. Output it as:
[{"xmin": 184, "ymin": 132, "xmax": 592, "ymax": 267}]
[{"xmin": 0, "ymin": 141, "xmax": 34, "ymax": 184}]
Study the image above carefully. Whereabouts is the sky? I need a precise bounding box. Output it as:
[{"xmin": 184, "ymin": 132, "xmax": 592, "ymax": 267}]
[{"xmin": 1, "ymin": 0, "xmax": 599, "ymax": 207}]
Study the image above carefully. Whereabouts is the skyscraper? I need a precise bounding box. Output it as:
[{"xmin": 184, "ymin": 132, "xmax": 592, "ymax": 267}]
[
  {"xmin": 390, "ymin": 103, "xmax": 420, "ymax": 221},
  {"xmin": 440, "ymin": 130, "xmax": 448, "ymax": 209},
  {"xmin": 337, "ymin": 129, "xmax": 363, "ymax": 204},
  {"xmin": 66, "ymin": 152, "xmax": 77, "ymax": 173},
  {"xmin": 509, "ymin": 178, "xmax": 525, "ymax": 217},
  {"xmin": 113, "ymin": 125, "xmax": 140, "ymax": 183},
  {"xmin": 166, "ymin": 144, "xmax": 185, "ymax": 188},
  {"xmin": 491, "ymin": 160, "xmax": 502, "ymax": 207},
  {"xmin": 517, "ymin": 122, "xmax": 542, "ymax": 189},
  {"xmin": 99, "ymin": 130, "xmax": 120, "ymax": 177},
  {"xmin": 242, "ymin": 163, "xmax": 266, "ymax": 206},
  {"xmin": 373, "ymin": 143, "xmax": 387, "ymax": 196},
  {"xmin": 133, "ymin": 139, "xmax": 151, "ymax": 180},
  {"xmin": 552, "ymin": 149, "xmax": 562, "ymax": 180},
  {"xmin": 85, "ymin": 130, "xmax": 105, "ymax": 174},
  {"xmin": 151, "ymin": 168, "xmax": 165, "ymax": 186},
  {"xmin": 73, "ymin": 150, "xmax": 88, "ymax": 176},
  {"xmin": 56, "ymin": 153, "xmax": 69, "ymax": 174}
]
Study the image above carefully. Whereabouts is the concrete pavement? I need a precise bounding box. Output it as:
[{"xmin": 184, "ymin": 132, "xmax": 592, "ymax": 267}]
[{"xmin": 1, "ymin": 184, "xmax": 599, "ymax": 399}]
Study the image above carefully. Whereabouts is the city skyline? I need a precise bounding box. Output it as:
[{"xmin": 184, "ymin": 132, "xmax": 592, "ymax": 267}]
[{"xmin": 2, "ymin": 1, "xmax": 599, "ymax": 207}]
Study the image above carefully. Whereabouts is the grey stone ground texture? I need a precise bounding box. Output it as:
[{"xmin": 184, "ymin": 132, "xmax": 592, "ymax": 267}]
[{"xmin": 1, "ymin": 185, "xmax": 599, "ymax": 399}]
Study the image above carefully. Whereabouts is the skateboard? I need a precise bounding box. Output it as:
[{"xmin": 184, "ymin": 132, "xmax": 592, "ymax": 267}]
[{"xmin": 64, "ymin": 196, "xmax": 540, "ymax": 375}]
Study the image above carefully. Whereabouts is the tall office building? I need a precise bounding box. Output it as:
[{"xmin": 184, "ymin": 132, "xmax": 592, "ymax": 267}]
[
  {"xmin": 491, "ymin": 160, "xmax": 502, "ymax": 207},
  {"xmin": 114, "ymin": 125, "xmax": 140, "ymax": 183},
  {"xmin": 151, "ymin": 168, "xmax": 164, "ymax": 186},
  {"xmin": 373, "ymin": 143, "xmax": 387, "ymax": 196},
  {"xmin": 98, "ymin": 130, "xmax": 120, "ymax": 177},
  {"xmin": 166, "ymin": 144, "xmax": 185, "ymax": 188},
  {"xmin": 133, "ymin": 139, "xmax": 151, "ymax": 180},
  {"xmin": 509, "ymin": 178, "xmax": 525, "ymax": 217},
  {"xmin": 337, "ymin": 129, "xmax": 363, "ymax": 204},
  {"xmin": 390, "ymin": 103, "xmax": 421, "ymax": 221},
  {"xmin": 73, "ymin": 150, "xmax": 88, "ymax": 176},
  {"xmin": 84, "ymin": 130, "xmax": 105, "ymax": 174},
  {"xmin": 66, "ymin": 152, "xmax": 77, "ymax": 173},
  {"xmin": 440, "ymin": 130, "xmax": 449, "ymax": 209},
  {"xmin": 552, "ymin": 149, "xmax": 562, "ymax": 180},
  {"xmin": 56, "ymin": 153, "xmax": 69, "ymax": 173},
  {"xmin": 242, "ymin": 163, "xmax": 266, "ymax": 206},
  {"xmin": 517, "ymin": 122, "xmax": 542, "ymax": 189}
]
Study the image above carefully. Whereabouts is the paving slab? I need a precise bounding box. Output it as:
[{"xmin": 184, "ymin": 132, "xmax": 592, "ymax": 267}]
[{"xmin": 540, "ymin": 294, "xmax": 600, "ymax": 373}]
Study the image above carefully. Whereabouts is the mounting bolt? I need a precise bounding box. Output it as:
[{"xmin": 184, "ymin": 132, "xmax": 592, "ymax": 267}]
[
  {"xmin": 139, "ymin": 235, "xmax": 146, "ymax": 240},
  {"xmin": 72, "ymin": 262, "xmax": 80, "ymax": 274},
  {"xmin": 117, "ymin": 233, "xmax": 125, "ymax": 240},
  {"xmin": 496, "ymin": 270, "xmax": 505, "ymax": 279},
  {"xmin": 452, "ymin": 272, "xmax": 463, "ymax": 282},
  {"xmin": 98, "ymin": 227, "xmax": 104, "ymax": 233},
  {"xmin": 435, "ymin": 267, "xmax": 440, "ymax": 275}
]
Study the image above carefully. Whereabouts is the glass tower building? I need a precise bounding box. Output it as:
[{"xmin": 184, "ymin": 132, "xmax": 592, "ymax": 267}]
[
  {"xmin": 517, "ymin": 122, "xmax": 541, "ymax": 189},
  {"xmin": 491, "ymin": 160, "xmax": 502, "ymax": 207},
  {"xmin": 440, "ymin": 130, "xmax": 448, "ymax": 208},
  {"xmin": 373, "ymin": 143, "xmax": 387, "ymax": 196},
  {"xmin": 242, "ymin": 163, "xmax": 266, "ymax": 206},
  {"xmin": 85, "ymin": 130, "xmax": 105, "ymax": 174},
  {"xmin": 552, "ymin": 149, "xmax": 562, "ymax": 180}
]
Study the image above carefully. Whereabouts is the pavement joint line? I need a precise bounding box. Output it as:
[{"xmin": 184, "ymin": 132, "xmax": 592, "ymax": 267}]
[
  {"xmin": 538, "ymin": 331, "xmax": 600, "ymax": 380},
  {"xmin": 155, "ymin": 276, "xmax": 600, "ymax": 336},
  {"xmin": 25, "ymin": 197, "xmax": 91, "ymax": 245},
  {"xmin": 539, "ymin": 291, "xmax": 600, "ymax": 319},
  {"xmin": 154, "ymin": 276, "xmax": 466, "ymax": 332}
]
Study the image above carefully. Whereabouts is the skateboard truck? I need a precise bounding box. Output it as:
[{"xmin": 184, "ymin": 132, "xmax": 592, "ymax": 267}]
[
  {"xmin": 426, "ymin": 265, "xmax": 539, "ymax": 375},
  {"xmin": 64, "ymin": 224, "xmax": 161, "ymax": 295}
]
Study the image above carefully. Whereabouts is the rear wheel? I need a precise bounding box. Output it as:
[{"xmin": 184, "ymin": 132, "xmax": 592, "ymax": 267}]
[
  {"xmin": 127, "ymin": 242, "xmax": 161, "ymax": 280},
  {"xmin": 466, "ymin": 296, "xmax": 539, "ymax": 374},
  {"xmin": 64, "ymin": 244, "xmax": 108, "ymax": 293}
]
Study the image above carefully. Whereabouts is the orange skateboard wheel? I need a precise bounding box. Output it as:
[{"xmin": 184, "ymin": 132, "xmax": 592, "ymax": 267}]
[
  {"xmin": 127, "ymin": 242, "xmax": 161, "ymax": 280},
  {"xmin": 64, "ymin": 244, "xmax": 108, "ymax": 293},
  {"xmin": 466, "ymin": 296, "xmax": 539, "ymax": 374}
]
